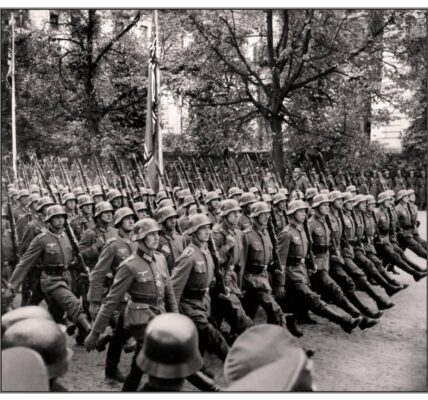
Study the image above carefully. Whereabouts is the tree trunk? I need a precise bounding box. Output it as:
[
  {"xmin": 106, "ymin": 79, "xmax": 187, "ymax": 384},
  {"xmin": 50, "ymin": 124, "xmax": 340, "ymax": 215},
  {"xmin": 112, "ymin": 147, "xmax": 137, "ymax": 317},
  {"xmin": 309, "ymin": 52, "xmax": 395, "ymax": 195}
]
[{"xmin": 270, "ymin": 115, "xmax": 285, "ymax": 184}]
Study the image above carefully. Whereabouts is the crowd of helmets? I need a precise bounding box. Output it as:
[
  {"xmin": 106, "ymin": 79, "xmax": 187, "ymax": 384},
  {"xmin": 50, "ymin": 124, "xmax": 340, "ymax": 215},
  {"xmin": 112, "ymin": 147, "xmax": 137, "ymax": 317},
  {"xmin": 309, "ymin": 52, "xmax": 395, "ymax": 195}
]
[{"xmin": 1, "ymin": 171, "xmax": 425, "ymax": 392}]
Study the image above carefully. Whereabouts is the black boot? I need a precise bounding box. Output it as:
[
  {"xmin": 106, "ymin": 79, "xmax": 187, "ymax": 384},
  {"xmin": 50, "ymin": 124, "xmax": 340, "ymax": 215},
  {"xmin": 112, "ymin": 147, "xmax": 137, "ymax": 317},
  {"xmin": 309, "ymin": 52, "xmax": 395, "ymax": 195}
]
[
  {"xmin": 384, "ymin": 284, "xmax": 404, "ymax": 297},
  {"xmin": 346, "ymin": 291, "xmax": 383, "ymax": 319},
  {"xmin": 317, "ymin": 306, "xmax": 362, "ymax": 333},
  {"xmin": 105, "ymin": 365, "xmax": 127, "ymax": 383},
  {"xmin": 359, "ymin": 316, "xmax": 379, "ymax": 330},
  {"xmin": 285, "ymin": 314, "xmax": 303, "ymax": 338},
  {"xmin": 376, "ymin": 298, "xmax": 395, "ymax": 310},
  {"xmin": 296, "ymin": 310, "xmax": 318, "ymax": 324},
  {"xmin": 414, "ymin": 270, "xmax": 427, "ymax": 282},
  {"xmin": 123, "ymin": 337, "xmax": 137, "ymax": 354},
  {"xmin": 358, "ymin": 278, "xmax": 395, "ymax": 310},
  {"xmin": 336, "ymin": 296, "xmax": 362, "ymax": 318},
  {"xmin": 75, "ymin": 314, "xmax": 91, "ymax": 345},
  {"xmin": 96, "ymin": 331, "xmax": 113, "ymax": 352}
]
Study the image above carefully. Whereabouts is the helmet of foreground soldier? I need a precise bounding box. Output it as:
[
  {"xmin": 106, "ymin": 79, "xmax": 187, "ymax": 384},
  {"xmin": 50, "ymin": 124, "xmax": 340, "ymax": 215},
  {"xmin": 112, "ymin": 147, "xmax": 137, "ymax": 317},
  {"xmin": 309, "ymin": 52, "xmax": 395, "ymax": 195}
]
[
  {"xmin": 311, "ymin": 194, "xmax": 329, "ymax": 208},
  {"xmin": 250, "ymin": 201, "xmax": 271, "ymax": 218},
  {"xmin": 72, "ymin": 187, "xmax": 85, "ymax": 197},
  {"xmin": 36, "ymin": 196, "xmax": 54, "ymax": 212},
  {"xmin": 187, "ymin": 213, "xmax": 212, "ymax": 234},
  {"xmin": 28, "ymin": 193, "xmax": 41, "ymax": 206},
  {"xmin": 158, "ymin": 198, "xmax": 174, "ymax": 208},
  {"xmin": 287, "ymin": 200, "xmax": 308, "ymax": 215},
  {"xmin": 2, "ymin": 306, "xmax": 53, "ymax": 332},
  {"xmin": 94, "ymin": 201, "xmax": 114, "ymax": 217},
  {"xmin": 406, "ymin": 189, "xmax": 415, "ymax": 196},
  {"xmin": 134, "ymin": 201, "xmax": 148, "ymax": 212},
  {"xmin": 396, "ymin": 190, "xmax": 408, "ymax": 202},
  {"xmin": 156, "ymin": 206, "xmax": 178, "ymax": 223},
  {"xmin": 377, "ymin": 192, "xmax": 392, "ymax": 204},
  {"xmin": 78, "ymin": 194, "xmax": 94, "ymax": 208},
  {"xmin": 219, "ymin": 199, "xmax": 241, "ymax": 217},
  {"xmin": 114, "ymin": 207, "xmax": 136, "ymax": 228},
  {"xmin": 1, "ymin": 347, "xmax": 50, "ymax": 391},
  {"xmin": 131, "ymin": 218, "xmax": 162, "ymax": 241},
  {"xmin": 2, "ymin": 318, "xmax": 73, "ymax": 379},
  {"xmin": 90, "ymin": 187, "xmax": 104, "ymax": 197},
  {"xmin": 44, "ymin": 205, "xmax": 67, "ymax": 222},
  {"xmin": 136, "ymin": 313, "xmax": 203, "ymax": 379},
  {"xmin": 156, "ymin": 191, "xmax": 169, "ymax": 203},
  {"xmin": 239, "ymin": 192, "xmax": 257, "ymax": 207}
]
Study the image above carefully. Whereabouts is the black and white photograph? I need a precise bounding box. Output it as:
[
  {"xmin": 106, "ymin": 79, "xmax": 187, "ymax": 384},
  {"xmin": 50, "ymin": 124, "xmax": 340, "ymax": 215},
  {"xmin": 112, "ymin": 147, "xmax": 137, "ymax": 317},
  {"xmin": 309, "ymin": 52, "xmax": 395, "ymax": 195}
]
[{"xmin": 0, "ymin": 2, "xmax": 426, "ymax": 393}]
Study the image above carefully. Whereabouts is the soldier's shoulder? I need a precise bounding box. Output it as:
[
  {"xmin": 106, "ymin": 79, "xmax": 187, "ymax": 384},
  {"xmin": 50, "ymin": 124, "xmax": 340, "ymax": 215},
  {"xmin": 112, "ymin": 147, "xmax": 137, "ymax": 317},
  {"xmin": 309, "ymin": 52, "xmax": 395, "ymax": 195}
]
[
  {"xmin": 35, "ymin": 231, "xmax": 48, "ymax": 240},
  {"xmin": 243, "ymin": 226, "xmax": 253, "ymax": 234},
  {"xmin": 105, "ymin": 237, "xmax": 117, "ymax": 246},
  {"xmin": 181, "ymin": 245, "xmax": 195, "ymax": 257}
]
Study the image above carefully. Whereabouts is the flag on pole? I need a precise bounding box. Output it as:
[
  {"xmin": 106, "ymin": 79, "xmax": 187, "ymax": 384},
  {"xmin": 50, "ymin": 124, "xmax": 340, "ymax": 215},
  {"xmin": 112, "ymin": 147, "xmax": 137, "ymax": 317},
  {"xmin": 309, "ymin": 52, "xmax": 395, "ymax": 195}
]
[{"xmin": 144, "ymin": 10, "xmax": 163, "ymax": 193}]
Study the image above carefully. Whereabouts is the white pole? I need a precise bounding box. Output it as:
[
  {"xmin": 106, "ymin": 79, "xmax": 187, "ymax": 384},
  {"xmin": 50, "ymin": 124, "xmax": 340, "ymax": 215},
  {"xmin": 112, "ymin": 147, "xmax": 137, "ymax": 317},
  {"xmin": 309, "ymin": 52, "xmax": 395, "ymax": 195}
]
[{"xmin": 11, "ymin": 12, "xmax": 17, "ymax": 182}]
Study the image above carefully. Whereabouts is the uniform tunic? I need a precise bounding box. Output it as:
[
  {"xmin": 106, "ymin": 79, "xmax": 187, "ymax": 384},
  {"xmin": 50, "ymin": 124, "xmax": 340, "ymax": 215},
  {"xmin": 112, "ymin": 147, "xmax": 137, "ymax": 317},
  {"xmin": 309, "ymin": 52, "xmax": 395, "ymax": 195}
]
[{"xmin": 158, "ymin": 229, "xmax": 186, "ymax": 273}]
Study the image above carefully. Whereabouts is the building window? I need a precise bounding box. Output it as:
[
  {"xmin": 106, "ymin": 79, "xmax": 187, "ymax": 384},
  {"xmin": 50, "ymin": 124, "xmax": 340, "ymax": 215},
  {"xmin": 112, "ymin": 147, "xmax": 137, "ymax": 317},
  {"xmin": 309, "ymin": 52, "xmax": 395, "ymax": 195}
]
[{"xmin": 50, "ymin": 12, "xmax": 59, "ymax": 29}]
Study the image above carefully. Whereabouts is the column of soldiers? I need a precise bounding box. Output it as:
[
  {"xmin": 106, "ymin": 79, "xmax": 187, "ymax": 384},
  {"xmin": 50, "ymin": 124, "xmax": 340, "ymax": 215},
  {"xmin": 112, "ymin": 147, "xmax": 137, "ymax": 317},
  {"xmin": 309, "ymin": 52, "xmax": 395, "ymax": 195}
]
[{"xmin": 1, "ymin": 155, "xmax": 426, "ymax": 391}]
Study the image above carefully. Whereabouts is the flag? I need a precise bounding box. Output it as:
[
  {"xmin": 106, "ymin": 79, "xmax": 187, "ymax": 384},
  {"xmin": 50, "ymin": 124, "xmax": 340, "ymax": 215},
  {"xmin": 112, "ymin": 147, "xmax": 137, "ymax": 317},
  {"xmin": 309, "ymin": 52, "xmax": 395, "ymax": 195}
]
[
  {"xmin": 144, "ymin": 10, "xmax": 162, "ymax": 193},
  {"xmin": 5, "ymin": 15, "xmax": 14, "ymax": 91}
]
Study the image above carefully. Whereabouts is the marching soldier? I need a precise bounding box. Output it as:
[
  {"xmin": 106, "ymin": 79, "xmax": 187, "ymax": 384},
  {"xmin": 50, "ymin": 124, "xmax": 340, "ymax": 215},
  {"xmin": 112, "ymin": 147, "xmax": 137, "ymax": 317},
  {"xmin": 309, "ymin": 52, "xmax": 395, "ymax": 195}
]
[
  {"xmin": 62, "ymin": 192, "xmax": 78, "ymax": 219},
  {"xmin": 395, "ymin": 190, "xmax": 427, "ymax": 259},
  {"xmin": 4, "ymin": 205, "xmax": 92, "ymax": 336},
  {"xmin": 12, "ymin": 189, "xmax": 30, "ymax": 222},
  {"xmin": 107, "ymin": 189, "xmax": 123, "ymax": 212},
  {"xmin": 407, "ymin": 189, "xmax": 427, "ymax": 249},
  {"xmin": 205, "ymin": 191, "xmax": 221, "ymax": 225},
  {"xmin": 134, "ymin": 201, "xmax": 151, "ymax": 219},
  {"xmin": 278, "ymin": 199, "xmax": 362, "ymax": 333},
  {"xmin": 211, "ymin": 199, "xmax": 253, "ymax": 341},
  {"xmin": 90, "ymin": 186, "xmax": 105, "ymax": 205},
  {"xmin": 69, "ymin": 194, "xmax": 96, "ymax": 241},
  {"xmin": 238, "ymin": 192, "xmax": 257, "ymax": 230},
  {"xmin": 171, "ymin": 213, "xmax": 230, "ymax": 362},
  {"xmin": 177, "ymin": 195, "xmax": 196, "ymax": 232},
  {"xmin": 293, "ymin": 168, "xmax": 309, "ymax": 194},
  {"xmin": 272, "ymin": 193, "xmax": 288, "ymax": 233},
  {"xmin": 156, "ymin": 206, "xmax": 186, "ymax": 273},
  {"xmin": 15, "ymin": 193, "xmax": 40, "ymax": 243},
  {"xmin": 79, "ymin": 201, "xmax": 117, "ymax": 270},
  {"xmin": 228, "ymin": 187, "xmax": 244, "ymax": 202},
  {"xmin": 2, "ymin": 207, "xmax": 16, "ymax": 314},
  {"xmin": 85, "ymin": 218, "xmax": 178, "ymax": 391},
  {"xmin": 88, "ymin": 207, "xmax": 138, "ymax": 382}
]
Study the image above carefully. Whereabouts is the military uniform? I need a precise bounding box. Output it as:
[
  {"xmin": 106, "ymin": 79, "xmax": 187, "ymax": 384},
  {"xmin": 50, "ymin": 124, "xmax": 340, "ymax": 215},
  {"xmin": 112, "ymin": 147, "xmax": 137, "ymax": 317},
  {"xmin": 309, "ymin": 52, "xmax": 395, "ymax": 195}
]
[
  {"xmin": 69, "ymin": 213, "xmax": 96, "ymax": 241},
  {"xmin": 79, "ymin": 223, "xmax": 117, "ymax": 269},
  {"xmin": 241, "ymin": 223, "xmax": 284, "ymax": 326},
  {"xmin": 157, "ymin": 229, "xmax": 186, "ymax": 273},
  {"xmin": 7, "ymin": 229, "xmax": 86, "ymax": 324},
  {"xmin": 408, "ymin": 201, "xmax": 427, "ymax": 247},
  {"xmin": 171, "ymin": 240, "xmax": 229, "ymax": 361},
  {"xmin": 396, "ymin": 203, "xmax": 427, "ymax": 258},
  {"xmin": 212, "ymin": 221, "xmax": 253, "ymax": 337},
  {"xmin": 92, "ymin": 247, "xmax": 178, "ymax": 391},
  {"xmin": 273, "ymin": 207, "xmax": 287, "ymax": 233},
  {"xmin": 16, "ymin": 208, "xmax": 37, "ymax": 243},
  {"xmin": 12, "ymin": 204, "xmax": 27, "ymax": 224},
  {"xmin": 207, "ymin": 208, "xmax": 220, "ymax": 226}
]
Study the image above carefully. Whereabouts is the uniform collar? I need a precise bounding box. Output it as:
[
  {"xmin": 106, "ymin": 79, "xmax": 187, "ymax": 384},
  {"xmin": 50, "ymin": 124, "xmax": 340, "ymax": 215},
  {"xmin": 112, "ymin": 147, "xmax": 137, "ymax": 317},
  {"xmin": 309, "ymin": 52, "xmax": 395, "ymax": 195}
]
[
  {"xmin": 47, "ymin": 228, "xmax": 65, "ymax": 238},
  {"xmin": 137, "ymin": 247, "xmax": 154, "ymax": 262},
  {"xmin": 221, "ymin": 220, "xmax": 236, "ymax": 235},
  {"xmin": 161, "ymin": 228, "xmax": 174, "ymax": 240},
  {"xmin": 290, "ymin": 221, "xmax": 302, "ymax": 232},
  {"xmin": 118, "ymin": 230, "xmax": 132, "ymax": 244},
  {"xmin": 252, "ymin": 220, "xmax": 267, "ymax": 234},
  {"xmin": 192, "ymin": 237, "xmax": 209, "ymax": 253}
]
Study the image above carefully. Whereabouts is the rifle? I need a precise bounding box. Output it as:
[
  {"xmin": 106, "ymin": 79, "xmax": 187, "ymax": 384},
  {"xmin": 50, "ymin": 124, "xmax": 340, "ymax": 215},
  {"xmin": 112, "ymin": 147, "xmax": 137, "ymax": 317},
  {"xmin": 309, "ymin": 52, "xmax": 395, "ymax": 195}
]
[
  {"xmin": 34, "ymin": 157, "xmax": 91, "ymax": 317},
  {"xmin": 234, "ymin": 156, "xmax": 249, "ymax": 192},
  {"xmin": 112, "ymin": 154, "xmax": 137, "ymax": 216},
  {"xmin": 178, "ymin": 157, "xmax": 227, "ymax": 296},
  {"xmin": 93, "ymin": 157, "xmax": 107, "ymax": 200},
  {"xmin": 77, "ymin": 159, "xmax": 91, "ymax": 194}
]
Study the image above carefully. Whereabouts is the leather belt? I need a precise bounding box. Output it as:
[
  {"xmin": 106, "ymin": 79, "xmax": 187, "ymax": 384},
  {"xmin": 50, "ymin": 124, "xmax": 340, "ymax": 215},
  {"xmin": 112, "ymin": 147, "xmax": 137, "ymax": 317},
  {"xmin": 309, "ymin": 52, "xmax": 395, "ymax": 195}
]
[
  {"xmin": 287, "ymin": 257, "xmax": 304, "ymax": 265},
  {"xmin": 130, "ymin": 296, "xmax": 164, "ymax": 307},
  {"xmin": 246, "ymin": 265, "xmax": 267, "ymax": 274},
  {"xmin": 312, "ymin": 244, "xmax": 329, "ymax": 255},
  {"xmin": 182, "ymin": 287, "xmax": 209, "ymax": 300}
]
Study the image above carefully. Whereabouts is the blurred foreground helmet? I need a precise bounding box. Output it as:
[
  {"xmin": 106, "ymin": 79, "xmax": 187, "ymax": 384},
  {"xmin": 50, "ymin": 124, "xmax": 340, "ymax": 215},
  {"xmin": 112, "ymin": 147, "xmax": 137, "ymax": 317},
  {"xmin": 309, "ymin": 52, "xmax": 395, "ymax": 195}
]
[{"xmin": 2, "ymin": 306, "xmax": 53, "ymax": 332}]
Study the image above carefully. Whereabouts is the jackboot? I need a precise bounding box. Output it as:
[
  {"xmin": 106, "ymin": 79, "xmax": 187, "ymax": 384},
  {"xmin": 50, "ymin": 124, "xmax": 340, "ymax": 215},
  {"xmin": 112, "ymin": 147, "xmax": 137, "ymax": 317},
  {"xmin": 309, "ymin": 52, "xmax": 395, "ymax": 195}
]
[
  {"xmin": 335, "ymin": 296, "xmax": 362, "ymax": 318},
  {"xmin": 75, "ymin": 313, "xmax": 91, "ymax": 345},
  {"xmin": 105, "ymin": 365, "xmax": 127, "ymax": 383},
  {"xmin": 359, "ymin": 316, "xmax": 379, "ymax": 330},
  {"xmin": 285, "ymin": 314, "xmax": 304, "ymax": 338},
  {"xmin": 346, "ymin": 291, "xmax": 383, "ymax": 319},
  {"xmin": 317, "ymin": 306, "xmax": 362, "ymax": 333}
]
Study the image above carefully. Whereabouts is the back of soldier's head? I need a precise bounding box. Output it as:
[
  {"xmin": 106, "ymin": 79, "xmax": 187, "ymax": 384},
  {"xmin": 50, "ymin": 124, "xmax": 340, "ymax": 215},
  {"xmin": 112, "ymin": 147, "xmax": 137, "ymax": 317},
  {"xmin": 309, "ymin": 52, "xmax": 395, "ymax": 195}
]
[{"xmin": 2, "ymin": 318, "xmax": 72, "ymax": 379}]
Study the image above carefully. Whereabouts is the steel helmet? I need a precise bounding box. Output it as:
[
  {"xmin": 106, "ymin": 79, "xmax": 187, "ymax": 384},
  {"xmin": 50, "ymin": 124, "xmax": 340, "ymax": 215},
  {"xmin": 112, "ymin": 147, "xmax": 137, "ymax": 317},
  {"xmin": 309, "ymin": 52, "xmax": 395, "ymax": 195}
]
[
  {"xmin": 134, "ymin": 201, "xmax": 149, "ymax": 211},
  {"xmin": 36, "ymin": 196, "xmax": 54, "ymax": 212},
  {"xmin": 187, "ymin": 213, "xmax": 212, "ymax": 234},
  {"xmin": 286, "ymin": 200, "xmax": 308, "ymax": 215},
  {"xmin": 291, "ymin": 190, "xmax": 304, "ymax": 201},
  {"xmin": 17, "ymin": 189, "xmax": 30, "ymax": 200},
  {"xmin": 387, "ymin": 189, "xmax": 395, "ymax": 198},
  {"xmin": 219, "ymin": 199, "xmax": 241, "ymax": 217},
  {"xmin": 205, "ymin": 191, "xmax": 221, "ymax": 204},
  {"xmin": 320, "ymin": 189, "xmax": 329, "ymax": 195},
  {"xmin": 172, "ymin": 186, "xmax": 181, "ymax": 195},
  {"xmin": 189, "ymin": 204, "xmax": 208, "ymax": 216},
  {"xmin": 346, "ymin": 185, "xmax": 357, "ymax": 193},
  {"xmin": 179, "ymin": 189, "xmax": 191, "ymax": 199},
  {"xmin": 273, "ymin": 193, "xmax": 287, "ymax": 205},
  {"xmin": 44, "ymin": 205, "xmax": 67, "ymax": 222},
  {"xmin": 182, "ymin": 195, "xmax": 196, "ymax": 208},
  {"xmin": 9, "ymin": 188, "xmax": 19, "ymax": 197},
  {"xmin": 353, "ymin": 194, "xmax": 367, "ymax": 206},
  {"xmin": 28, "ymin": 193, "xmax": 41, "ymax": 206},
  {"xmin": 328, "ymin": 190, "xmax": 344, "ymax": 202},
  {"xmin": 377, "ymin": 191, "xmax": 392, "ymax": 204},
  {"xmin": 250, "ymin": 201, "xmax": 271, "ymax": 218},
  {"xmin": 156, "ymin": 191, "xmax": 169, "ymax": 203},
  {"xmin": 342, "ymin": 192, "xmax": 354, "ymax": 204},
  {"xmin": 156, "ymin": 206, "xmax": 178, "ymax": 224},
  {"xmin": 228, "ymin": 187, "xmax": 243, "ymax": 198},
  {"xmin": 107, "ymin": 189, "xmax": 122, "ymax": 202},
  {"xmin": 114, "ymin": 207, "xmax": 136, "ymax": 228},
  {"xmin": 268, "ymin": 187, "xmax": 276, "ymax": 195},
  {"xmin": 158, "ymin": 198, "xmax": 174, "ymax": 209},
  {"xmin": 406, "ymin": 189, "xmax": 415, "ymax": 196},
  {"xmin": 305, "ymin": 188, "xmax": 319, "ymax": 200},
  {"xmin": 78, "ymin": 194, "xmax": 94, "ymax": 208},
  {"xmin": 262, "ymin": 194, "xmax": 273, "ymax": 204},
  {"xmin": 249, "ymin": 187, "xmax": 260, "ymax": 194},
  {"xmin": 2, "ymin": 318, "xmax": 73, "ymax": 379},
  {"xmin": 94, "ymin": 201, "xmax": 114, "ymax": 217},
  {"xmin": 239, "ymin": 192, "xmax": 257, "ymax": 207},
  {"xmin": 90, "ymin": 187, "xmax": 104, "ymax": 197},
  {"xmin": 139, "ymin": 187, "xmax": 148, "ymax": 196},
  {"xmin": 131, "ymin": 218, "xmax": 162, "ymax": 241},
  {"xmin": 365, "ymin": 195, "xmax": 376, "ymax": 205},
  {"xmin": 278, "ymin": 188, "xmax": 289, "ymax": 196},
  {"xmin": 2, "ymin": 306, "xmax": 53, "ymax": 332},
  {"xmin": 72, "ymin": 186, "xmax": 85, "ymax": 197},
  {"xmin": 396, "ymin": 190, "xmax": 409, "ymax": 202},
  {"xmin": 311, "ymin": 194, "xmax": 330, "ymax": 208},
  {"xmin": 29, "ymin": 184, "xmax": 40, "ymax": 193},
  {"xmin": 136, "ymin": 313, "xmax": 203, "ymax": 379},
  {"xmin": 62, "ymin": 192, "xmax": 76, "ymax": 203}
]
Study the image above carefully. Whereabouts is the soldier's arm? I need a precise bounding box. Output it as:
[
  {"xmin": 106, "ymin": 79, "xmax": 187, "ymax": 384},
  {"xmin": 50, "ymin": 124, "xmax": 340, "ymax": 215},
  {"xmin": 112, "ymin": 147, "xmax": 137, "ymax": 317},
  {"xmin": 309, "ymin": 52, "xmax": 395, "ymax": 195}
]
[
  {"xmin": 78, "ymin": 230, "xmax": 101, "ymax": 262},
  {"xmin": 277, "ymin": 230, "xmax": 291, "ymax": 268},
  {"xmin": 162, "ymin": 263, "xmax": 179, "ymax": 313},
  {"xmin": 170, "ymin": 251, "xmax": 194, "ymax": 302},
  {"xmin": 20, "ymin": 223, "xmax": 38, "ymax": 254},
  {"xmin": 91, "ymin": 263, "xmax": 134, "ymax": 334},
  {"xmin": 212, "ymin": 230, "xmax": 230, "ymax": 266},
  {"xmin": 8, "ymin": 235, "xmax": 44, "ymax": 290},
  {"xmin": 88, "ymin": 242, "xmax": 115, "ymax": 302}
]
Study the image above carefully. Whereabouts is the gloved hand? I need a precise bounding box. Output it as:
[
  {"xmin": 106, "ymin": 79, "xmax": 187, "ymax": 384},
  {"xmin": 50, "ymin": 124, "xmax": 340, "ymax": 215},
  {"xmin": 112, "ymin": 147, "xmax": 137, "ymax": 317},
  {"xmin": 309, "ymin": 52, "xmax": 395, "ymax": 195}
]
[
  {"xmin": 84, "ymin": 331, "xmax": 100, "ymax": 352},
  {"xmin": 274, "ymin": 285, "xmax": 286, "ymax": 301}
]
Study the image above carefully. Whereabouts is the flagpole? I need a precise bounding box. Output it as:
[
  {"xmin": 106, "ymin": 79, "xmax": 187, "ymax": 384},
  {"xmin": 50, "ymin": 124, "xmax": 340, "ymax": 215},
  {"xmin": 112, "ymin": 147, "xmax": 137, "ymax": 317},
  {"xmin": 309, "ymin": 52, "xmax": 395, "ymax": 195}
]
[
  {"xmin": 154, "ymin": 10, "xmax": 163, "ymax": 178},
  {"xmin": 11, "ymin": 11, "xmax": 17, "ymax": 182}
]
